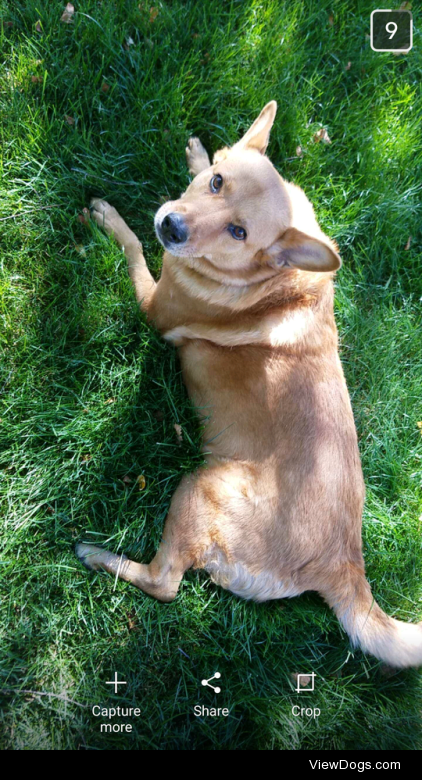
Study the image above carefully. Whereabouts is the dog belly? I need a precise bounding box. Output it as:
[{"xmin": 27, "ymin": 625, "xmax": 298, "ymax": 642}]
[{"xmin": 202, "ymin": 547, "xmax": 302, "ymax": 602}]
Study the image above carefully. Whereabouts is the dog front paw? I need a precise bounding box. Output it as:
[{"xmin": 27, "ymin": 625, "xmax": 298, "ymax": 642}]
[
  {"xmin": 89, "ymin": 198, "xmax": 123, "ymax": 237},
  {"xmin": 185, "ymin": 137, "xmax": 210, "ymax": 176}
]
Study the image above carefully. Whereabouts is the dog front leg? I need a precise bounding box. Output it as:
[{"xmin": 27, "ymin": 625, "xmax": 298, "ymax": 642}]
[{"xmin": 90, "ymin": 198, "xmax": 156, "ymax": 312}]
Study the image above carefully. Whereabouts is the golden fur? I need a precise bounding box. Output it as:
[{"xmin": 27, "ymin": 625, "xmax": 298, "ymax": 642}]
[{"xmin": 76, "ymin": 102, "xmax": 422, "ymax": 667}]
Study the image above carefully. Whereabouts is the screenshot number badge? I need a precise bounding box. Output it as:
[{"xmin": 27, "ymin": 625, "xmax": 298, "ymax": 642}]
[{"xmin": 370, "ymin": 9, "xmax": 413, "ymax": 53}]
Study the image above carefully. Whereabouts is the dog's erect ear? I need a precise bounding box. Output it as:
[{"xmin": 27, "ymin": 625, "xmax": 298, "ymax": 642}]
[
  {"xmin": 233, "ymin": 101, "xmax": 277, "ymax": 155},
  {"xmin": 264, "ymin": 227, "xmax": 341, "ymax": 273}
]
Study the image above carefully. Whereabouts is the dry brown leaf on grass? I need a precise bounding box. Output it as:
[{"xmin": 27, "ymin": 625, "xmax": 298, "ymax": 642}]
[
  {"xmin": 137, "ymin": 475, "xmax": 146, "ymax": 490},
  {"xmin": 64, "ymin": 115, "xmax": 75, "ymax": 125},
  {"xmin": 149, "ymin": 6, "xmax": 159, "ymax": 22},
  {"xmin": 314, "ymin": 127, "xmax": 332, "ymax": 145},
  {"xmin": 31, "ymin": 75, "xmax": 43, "ymax": 84},
  {"xmin": 345, "ymin": 61, "xmax": 351, "ymax": 71},
  {"xmin": 60, "ymin": 3, "xmax": 75, "ymax": 24},
  {"xmin": 128, "ymin": 612, "xmax": 137, "ymax": 631},
  {"xmin": 35, "ymin": 20, "xmax": 42, "ymax": 33},
  {"xmin": 100, "ymin": 81, "xmax": 110, "ymax": 93},
  {"xmin": 77, "ymin": 208, "xmax": 90, "ymax": 225},
  {"xmin": 291, "ymin": 672, "xmax": 311, "ymax": 687},
  {"xmin": 174, "ymin": 423, "xmax": 183, "ymax": 443},
  {"xmin": 404, "ymin": 236, "xmax": 412, "ymax": 250},
  {"xmin": 122, "ymin": 475, "xmax": 133, "ymax": 485}
]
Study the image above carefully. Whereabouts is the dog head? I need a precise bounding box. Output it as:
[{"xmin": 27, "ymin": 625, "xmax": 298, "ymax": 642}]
[{"xmin": 154, "ymin": 102, "xmax": 340, "ymax": 278}]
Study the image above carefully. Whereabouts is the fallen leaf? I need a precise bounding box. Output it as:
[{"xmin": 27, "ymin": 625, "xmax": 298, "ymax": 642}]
[
  {"xmin": 3, "ymin": 21, "xmax": 14, "ymax": 28},
  {"xmin": 128, "ymin": 612, "xmax": 137, "ymax": 631},
  {"xmin": 417, "ymin": 421, "xmax": 422, "ymax": 433},
  {"xmin": 60, "ymin": 3, "xmax": 75, "ymax": 23},
  {"xmin": 77, "ymin": 208, "xmax": 90, "ymax": 225},
  {"xmin": 31, "ymin": 75, "xmax": 43, "ymax": 83},
  {"xmin": 81, "ymin": 454, "xmax": 92, "ymax": 462},
  {"xmin": 104, "ymin": 397, "xmax": 116, "ymax": 404},
  {"xmin": 291, "ymin": 672, "xmax": 311, "ymax": 687},
  {"xmin": 328, "ymin": 15, "xmax": 334, "ymax": 26},
  {"xmin": 345, "ymin": 61, "xmax": 351, "ymax": 71},
  {"xmin": 314, "ymin": 127, "xmax": 332, "ymax": 145},
  {"xmin": 137, "ymin": 474, "xmax": 146, "ymax": 490},
  {"xmin": 64, "ymin": 115, "xmax": 75, "ymax": 125},
  {"xmin": 295, "ymin": 145, "xmax": 303, "ymax": 158},
  {"xmin": 149, "ymin": 6, "xmax": 159, "ymax": 22},
  {"xmin": 100, "ymin": 81, "xmax": 110, "ymax": 93},
  {"xmin": 35, "ymin": 20, "xmax": 42, "ymax": 33},
  {"xmin": 74, "ymin": 244, "xmax": 86, "ymax": 256},
  {"xmin": 122, "ymin": 475, "xmax": 133, "ymax": 485},
  {"xmin": 404, "ymin": 236, "xmax": 412, "ymax": 250},
  {"xmin": 398, "ymin": 2, "xmax": 412, "ymax": 10},
  {"xmin": 174, "ymin": 423, "xmax": 183, "ymax": 442}
]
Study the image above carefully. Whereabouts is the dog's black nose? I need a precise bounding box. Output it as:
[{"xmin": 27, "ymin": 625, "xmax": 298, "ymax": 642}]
[{"xmin": 161, "ymin": 213, "xmax": 188, "ymax": 244}]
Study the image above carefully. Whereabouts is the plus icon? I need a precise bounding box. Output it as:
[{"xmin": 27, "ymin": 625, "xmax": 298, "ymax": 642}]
[{"xmin": 106, "ymin": 672, "xmax": 127, "ymax": 694}]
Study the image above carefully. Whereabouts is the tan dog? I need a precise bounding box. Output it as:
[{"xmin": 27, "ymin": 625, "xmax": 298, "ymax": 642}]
[{"xmin": 76, "ymin": 102, "xmax": 422, "ymax": 667}]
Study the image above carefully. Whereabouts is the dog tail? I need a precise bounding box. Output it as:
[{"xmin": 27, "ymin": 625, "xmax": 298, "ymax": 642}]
[{"xmin": 321, "ymin": 562, "xmax": 422, "ymax": 668}]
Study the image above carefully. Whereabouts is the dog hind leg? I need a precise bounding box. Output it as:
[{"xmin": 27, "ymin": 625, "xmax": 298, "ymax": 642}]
[
  {"xmin": 75, "ymin": 539, "xmax": 187, "ymax": 602},
  {"xmin": 75, "ymin": 474, "xmax": 208, "ymax": 601}
]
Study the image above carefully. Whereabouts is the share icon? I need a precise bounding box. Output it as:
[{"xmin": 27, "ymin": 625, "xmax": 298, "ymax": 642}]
[{"xmin": 201, "ymin": 672, "xmax": 221, "ymax": 693}]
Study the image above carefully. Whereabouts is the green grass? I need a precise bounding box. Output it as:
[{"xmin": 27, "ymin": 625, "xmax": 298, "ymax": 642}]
[{"xmin": 1, "ymin": 0, "xmax": 422, "ymax": 751}]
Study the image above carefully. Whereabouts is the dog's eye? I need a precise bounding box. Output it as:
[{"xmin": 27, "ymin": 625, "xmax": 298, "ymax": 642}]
[
  {"xmin": 210, "ymin": 174, "xmax": 223, "ymax": 193},
  {"xmin": 228, "ymin": 224, "xmax": 247, "ymax": 241}
]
